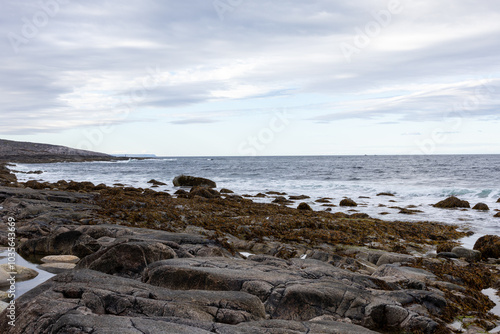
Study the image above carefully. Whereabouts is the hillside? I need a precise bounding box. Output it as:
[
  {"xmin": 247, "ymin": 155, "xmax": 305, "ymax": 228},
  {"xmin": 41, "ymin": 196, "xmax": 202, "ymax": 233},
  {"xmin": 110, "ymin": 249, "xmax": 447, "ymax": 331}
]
[{"xmin": 0, "ymin": 138, "xmax": 113, "ymax": 163}]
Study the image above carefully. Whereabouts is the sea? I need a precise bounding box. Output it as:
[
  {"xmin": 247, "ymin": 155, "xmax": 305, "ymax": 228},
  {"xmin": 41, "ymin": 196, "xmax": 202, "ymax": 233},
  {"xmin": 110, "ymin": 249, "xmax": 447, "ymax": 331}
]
[{"xmin": 10, "ymin": 155, "xmax": 500, "ymax": 248}]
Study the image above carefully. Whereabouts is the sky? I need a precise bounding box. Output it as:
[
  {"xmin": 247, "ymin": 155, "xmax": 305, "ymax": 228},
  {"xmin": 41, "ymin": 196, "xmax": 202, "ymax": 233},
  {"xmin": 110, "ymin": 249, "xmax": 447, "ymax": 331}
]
[{"xmin": 1, "ymin": 0, "xmax": 499, "ymax": 156}]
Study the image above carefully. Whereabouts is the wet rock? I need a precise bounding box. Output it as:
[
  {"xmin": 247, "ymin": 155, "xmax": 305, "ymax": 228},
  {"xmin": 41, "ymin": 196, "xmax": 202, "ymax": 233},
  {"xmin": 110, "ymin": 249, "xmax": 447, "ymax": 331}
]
[
  {"xmin": 189, "ymin": 186, "xmax": 221, "ymax": 199},
  {"xmin": 272, "ymin": 196, "xmax": 292, "ymax": 205},
  {"xmin": 339, "ymin": 198, "xmax": 357, "ymax": 207},
  {"xmin": 433, "ymin": 196, "xmax": 470, "ymax": 209},
  {"xmin": 495, "ymin": 212, "xmax": 500, "ymax": 218},
  {"xmin": 451, "ymin": 247, "xmax": 481, "ymax": 262},
  {"xmin": 41, "ymin": 255, "xmax": 80, "ymax": 264},
  {"xmin": 436, "ymin": 242, "xmax": 459, "ymax": 253},
  {"xmin": 289, "ymin": 195, "xmax": 310, "ymax": 200},
  {"xmin": 77, "ymin": 241, "xmax": 176, "ymax": 278},
  {"xmin": 0, "ymin": 264, "xmax": 38, "ymax": 287},
  {"xmin": 173, "ymin": 175, "xmax": 216, "ymax": 188},
  {"xmin": 473, "ymin": 235, "xmax": 500, "ymax": 259},
  {"xmin": 147, "ymin": 179, "xmax": 166, "ymax": 186},
  {"xmin": 266, "ymin": 191, "xmax": 287, "ymax": 195},
  {"xmin": 220, "ymin": 188, "xmax": 234, "ymax": 194},
  {"xmin": 372, "ymin": 264, "xmax": 437, "ymax": 287},
  {"xmin": 472, "ymin": 203, "xmax": 489, "ymax": 211},
  {"xmin": 297, "ymin": 202, "xmax": 312, "ymax": 211},
  {"xmin": 315, "ymin": 198, "xmax": 331, "ymax": 203},
  {"xmin": 377, "ymin": 192, "xmax": 395, "ymax": 197}
]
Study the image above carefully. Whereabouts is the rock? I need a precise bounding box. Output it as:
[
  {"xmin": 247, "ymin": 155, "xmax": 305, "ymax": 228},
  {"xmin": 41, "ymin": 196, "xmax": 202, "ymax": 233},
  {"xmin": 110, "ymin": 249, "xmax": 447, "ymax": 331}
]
[
  {"xmin": 433, "ymin": 196, "xmax": 470, "ymax": 209},
  {"xmin": 142, "ymin": 257, "xmax": 438, "ymax": 333},
  {"xmin": 436, "ymin": 242, "xmax": 459, "ymax": 253},
  {"xmin": 339, "ymin": 198, "xmax": 357, "ymax": 207},
  {"xmin": 272, "ymin": 196, "xmax": 292, "ymax": 204},
  {"xmin": 189, "ymin": 186, "xmax": 221, "ymax": 199},
  {"xmin": 147, "ymin": 179, "xmax": 166, "ymax": 186},
  {"xmin": 372, "ymin": 264, "xmax": 437, "ymax": 287},
  {"xmin": 451, "ymin": 247, "xmax": 481, "ymax": 262},
  {"xmin": 495, "ymin": 212, "xmax": 500, "ymax": 218},
  {"xmin": 0, "ymin": 301, "xmax": 8, "ymax": 313},
  {"xmin": 216, "ymin": 320, "xmax": 379, "ymax": 334},
  {"xmin": 498, "ymin": 198, "xmax": 500, "ymax": 203},
  {"xmin": 0, "ymin": 269, "xmax": 267, "ymax": 334},
  {"xmin": 297, "ymin": 202, "xmax": 312, "ymax": 211},
  {"xmin": 315, "ymin": 198, "xmax": 331, "ymax": 203},
  {"xmin": 376, "ymin": 253, "xmax": 415, "ymax": 266},
  {"xmin": 473, "ymin": 235, "xmax": 500, "ymax": 259},
  {"xmin": 40, "ymin": 255, "xmax": 80, "ymax": 264},
  {"xmin": 266, "ymin": 191, "xmax": 287, "ymax": 195},
  {"xmin": 437, "ymin": 252, "xmax": 459, "ymax": 259},
  {"xmin": 0, "ymin": 264, "xmax": 38, "ymax": 287},
  {"xmin": 18, "ymin": 230, "xmax": 100, "ymax": 258},
  {"xmin": 289, "ymin": 195, "xmax": 310, "ymax": 200},
  {"xmin": 377, "ymin": 192, "xmax": 395, "ymax": 197},
  {"xmin": 0, "ymin": 291, "xmax": 10, "ymax": 302},
  {"xmin": 39, "ymin": 262, "xmax": 76, "ymax": 274},
  {"xmin": 220, "ymin": 188, "xmax": 234, "ymax": 194},
  {"xmin": 77, "ymin": 241, "xmax": 177, "ymax": 278},
  {"xmin": 173, "ymin": 175, "xmax": 216, "ymax": 188},
  {"xmin": 472, "ymin": 203, "xmax": 489, "ymax": 210}
]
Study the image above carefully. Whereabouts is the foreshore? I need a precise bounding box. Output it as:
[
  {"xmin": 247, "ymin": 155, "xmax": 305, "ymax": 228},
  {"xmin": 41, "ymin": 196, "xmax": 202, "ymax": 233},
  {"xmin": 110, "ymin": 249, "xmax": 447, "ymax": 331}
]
[{"xmin": 1, "ymin": 162, "xmax": 500, "ymax": 334}]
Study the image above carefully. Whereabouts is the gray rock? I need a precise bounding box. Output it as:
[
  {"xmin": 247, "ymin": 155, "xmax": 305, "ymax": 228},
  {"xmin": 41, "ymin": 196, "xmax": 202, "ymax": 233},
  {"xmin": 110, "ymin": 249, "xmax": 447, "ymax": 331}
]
[
  {"xmin": 77, "ymin": 241, "xmax": 176, "ymax": 278},
  {"xmin": 0, "ymin": 269, "xmax": 266, "ymax": 334},
  {"xmin": 143, "ymin": 256, "xmax": 438, "ymax": 333},
  {"xmin": 18, "ymin": 230, "xmax": 100, "ymax": 258},
  {"xmin": 451, "ymin": 247, "xmax": 481, "ymax": 262},
  {"xmin": 376, "ymin": 253, "xmax": 416, "ymax": 266},
  {"xmin": 173, "ymin": 175, "xmax": 216, "ymax": 188}
]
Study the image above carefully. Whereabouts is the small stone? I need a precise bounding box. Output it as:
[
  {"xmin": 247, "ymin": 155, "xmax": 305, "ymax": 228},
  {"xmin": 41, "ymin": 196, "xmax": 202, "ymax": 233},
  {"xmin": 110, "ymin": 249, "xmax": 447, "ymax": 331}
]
[
  {"xmin": 377, "ymin": 192, "xmax": 395, "ymax": 197},
  {"xmin": 220, "ymin": 188, "xmax": 234, "ymax": 194},
  {"xmin": 41, "ymin": 255, "xmax": 80, "ymax": 264}
]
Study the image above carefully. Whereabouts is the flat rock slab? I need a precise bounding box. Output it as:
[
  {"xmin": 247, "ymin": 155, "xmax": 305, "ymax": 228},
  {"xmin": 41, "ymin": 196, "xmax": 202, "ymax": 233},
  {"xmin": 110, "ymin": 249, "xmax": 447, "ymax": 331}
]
[
  {"xmin": 0, "ymin": 264, "xmax": 38, "ymax": 287},
  {"xmin": 0, "ymin": 269, "xmax": 267, "ymax": 334},
  {"xmin": 40, "ymin": 255, "xmax": 80, "ymax": 263},
  {"xmin": 39, "ymin": 262, "xmax": 76, "ymax": 274},
  {"xmin": 143, "ymin": 256, "xmax": 440, "ymax": 333}
]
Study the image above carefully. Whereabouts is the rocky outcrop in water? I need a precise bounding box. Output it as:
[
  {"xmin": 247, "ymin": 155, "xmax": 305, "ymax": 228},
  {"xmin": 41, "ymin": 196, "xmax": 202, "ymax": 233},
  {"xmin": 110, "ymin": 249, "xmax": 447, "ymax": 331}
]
[
  {"xmin": 433, "ymin": 196, "xmax": 470, "ymax": 209},
  {"xmin": 173, "ymin": 175, "xmax": 217, "ymax": 188}
]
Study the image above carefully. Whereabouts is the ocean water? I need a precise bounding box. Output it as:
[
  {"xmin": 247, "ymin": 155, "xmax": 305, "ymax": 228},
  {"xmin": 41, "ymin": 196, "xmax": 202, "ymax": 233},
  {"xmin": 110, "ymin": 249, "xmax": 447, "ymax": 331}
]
[{"xmin": 11, "ymin": 155, "xmax": 500, "ymax": 245}]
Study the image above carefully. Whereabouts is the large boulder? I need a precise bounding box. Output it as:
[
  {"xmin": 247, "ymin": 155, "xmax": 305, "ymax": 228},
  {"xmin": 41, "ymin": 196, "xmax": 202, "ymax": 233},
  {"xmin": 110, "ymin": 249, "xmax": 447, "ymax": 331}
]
[
  {"xmin": 473, "ymin": 235, "xmax": 500, "ymax": 259},
  {"xmin": 77, "ymin": 241, "xmax": 177, "ymax": 278},
  {"xmin": 433, "ymin": 196, "xmax": 470, "ymax": 209},
  {"xmin": 173, "ymin": 175, "xmax": 216, "ymax": 188}
]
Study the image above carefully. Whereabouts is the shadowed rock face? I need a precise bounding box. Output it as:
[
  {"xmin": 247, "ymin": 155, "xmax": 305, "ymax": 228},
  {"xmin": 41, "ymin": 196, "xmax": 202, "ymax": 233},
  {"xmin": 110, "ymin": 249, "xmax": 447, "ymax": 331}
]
[
  {"xmin": 0, "ymin": 138, "xmax": 111, "ymax": 163},
  {"xmin": 0, "ymin": 270, "xmax": 378, "ymax": 334}
]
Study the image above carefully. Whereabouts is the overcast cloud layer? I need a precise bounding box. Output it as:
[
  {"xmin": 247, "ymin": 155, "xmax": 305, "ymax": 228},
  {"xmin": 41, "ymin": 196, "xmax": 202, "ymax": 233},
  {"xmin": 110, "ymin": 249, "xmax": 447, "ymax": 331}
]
[{"xmin": 1, "ymin": 0, "xmax": 499, "ymax": 155}]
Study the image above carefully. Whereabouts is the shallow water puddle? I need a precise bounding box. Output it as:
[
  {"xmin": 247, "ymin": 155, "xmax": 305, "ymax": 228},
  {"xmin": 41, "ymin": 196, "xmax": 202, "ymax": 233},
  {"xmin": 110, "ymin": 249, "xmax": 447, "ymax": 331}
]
[{"xmin": 0, "ymin": 250, "xmax": 56, "ymax": 298}]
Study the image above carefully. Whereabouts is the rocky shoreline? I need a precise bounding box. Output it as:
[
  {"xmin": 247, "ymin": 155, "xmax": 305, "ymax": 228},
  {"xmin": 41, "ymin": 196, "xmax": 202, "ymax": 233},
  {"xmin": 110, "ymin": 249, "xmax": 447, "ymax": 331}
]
[{"xmin": 1, "ymin": 164, "xmax": 500, "ymax": 333}]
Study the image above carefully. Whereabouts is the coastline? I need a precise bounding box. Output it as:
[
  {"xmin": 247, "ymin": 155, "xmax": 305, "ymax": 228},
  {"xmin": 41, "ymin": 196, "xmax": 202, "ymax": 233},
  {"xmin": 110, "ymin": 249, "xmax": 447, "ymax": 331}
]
[{"xmin": 0, "ymin": 162, "xmax": 499, "ymax": 333}]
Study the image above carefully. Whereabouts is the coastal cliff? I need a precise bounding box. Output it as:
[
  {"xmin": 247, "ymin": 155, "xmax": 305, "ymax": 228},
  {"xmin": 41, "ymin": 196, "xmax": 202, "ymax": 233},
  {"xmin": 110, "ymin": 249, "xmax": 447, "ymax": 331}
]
[{"xmin": 0, "ymin": 139, "xmax": 112, "ymax": 163}]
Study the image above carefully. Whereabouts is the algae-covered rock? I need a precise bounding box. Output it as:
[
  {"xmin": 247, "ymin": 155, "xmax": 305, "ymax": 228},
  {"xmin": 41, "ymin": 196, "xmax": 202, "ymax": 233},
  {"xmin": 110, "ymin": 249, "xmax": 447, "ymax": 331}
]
[
  {"xmin": 473, "ymin": 235, "xmax": 500, "ymax": 259},
  {"xmin": 173, "ymin": 175, "xmax": 216, "ymax": 188},
  {"xmin": 433, "ymin": 196, "xmax": 470, "ymax": 209},
  {"xmin": 297, "ymin": 202, "xmax": 312, "ymax": 211},
  {"xmin": 472, "ymin": 203, "xmax": 489, "ymax": 211},
  {"xmin": 339, "ymin": 198, "xmax": 357, "ymax": 207}
]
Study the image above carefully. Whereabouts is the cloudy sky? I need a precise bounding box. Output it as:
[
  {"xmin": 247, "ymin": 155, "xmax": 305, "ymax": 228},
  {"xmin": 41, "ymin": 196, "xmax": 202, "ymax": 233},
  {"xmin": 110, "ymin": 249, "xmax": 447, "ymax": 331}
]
[{"xmin": 1, "ymin": 0, "xmax": 499, "ymax": 156}]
